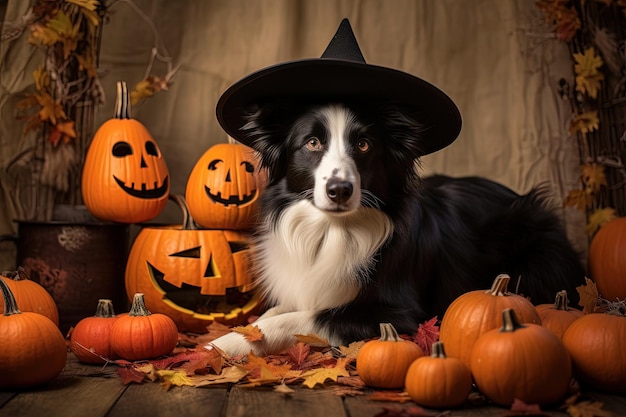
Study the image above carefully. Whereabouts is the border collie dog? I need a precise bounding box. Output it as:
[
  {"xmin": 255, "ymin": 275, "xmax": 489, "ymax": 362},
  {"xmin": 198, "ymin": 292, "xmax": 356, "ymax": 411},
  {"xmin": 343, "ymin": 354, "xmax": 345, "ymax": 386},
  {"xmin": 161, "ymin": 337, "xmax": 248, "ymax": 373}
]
[{"xmin": 208, "ymin": 102, "xmax": 585, "ymax": 356}]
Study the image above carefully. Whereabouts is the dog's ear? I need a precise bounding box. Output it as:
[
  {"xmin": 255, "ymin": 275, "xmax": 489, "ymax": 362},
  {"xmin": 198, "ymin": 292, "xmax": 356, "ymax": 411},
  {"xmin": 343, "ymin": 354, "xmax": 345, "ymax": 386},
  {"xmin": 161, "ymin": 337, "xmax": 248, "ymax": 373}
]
[
  {"xmin": 241, "ymin": 102, "xmax": 297, "ymax": 181},
  {"xmin": 378, "ymin": 104, "xmax": 426, "ymax": 160}
]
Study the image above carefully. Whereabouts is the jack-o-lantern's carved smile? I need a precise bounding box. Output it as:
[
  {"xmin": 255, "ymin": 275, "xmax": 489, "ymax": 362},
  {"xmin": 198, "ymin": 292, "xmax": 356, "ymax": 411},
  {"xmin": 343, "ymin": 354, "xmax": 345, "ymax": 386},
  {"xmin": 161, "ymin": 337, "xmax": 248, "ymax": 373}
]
[
  {"xmin": 146, "ymin": 240, "xmax": 252, "ymax": 315},
  {"xmin": 205, "ymin": 185, "xmax": 256, "ymax": 206},
  {"xmin": 114, "ymin": 175, "xmax": 169, "ymax": 199}
]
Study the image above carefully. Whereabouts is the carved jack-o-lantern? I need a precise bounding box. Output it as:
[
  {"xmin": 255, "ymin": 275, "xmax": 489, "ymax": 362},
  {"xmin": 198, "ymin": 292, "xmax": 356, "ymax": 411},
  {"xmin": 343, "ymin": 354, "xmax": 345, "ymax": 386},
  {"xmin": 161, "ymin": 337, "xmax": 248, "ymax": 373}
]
[
  {"xmin": 82, "ymin": 81, "xmax": 169, "ymax": 223},
  {"xmin": 185, "ymin": 143, "xmax": 266, "ymax": 230},
  {"xmin": 124, "ymin": 195, "xmax": 261, "ymax": 332}
]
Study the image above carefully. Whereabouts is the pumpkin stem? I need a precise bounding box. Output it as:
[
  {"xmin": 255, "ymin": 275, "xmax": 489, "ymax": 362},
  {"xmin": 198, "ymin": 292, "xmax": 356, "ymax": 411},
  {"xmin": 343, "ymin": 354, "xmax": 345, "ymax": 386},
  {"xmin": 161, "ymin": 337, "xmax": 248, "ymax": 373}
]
[
  {"xmin": 499, "ymin": 308, "xmax": 527, "ymax": 332},
  {"xmin": 169, "ymin": 194, "xmax": 198, "ymax": 230},
  {"xmin": 430, "ymin": 341, "xmax": 448, "ymax": 358},
  {"xmin": 553, "ymin": 290, "xmax": 571, "ymax": 311},
  {"xmin": 486, "ymin": 274, "xmax": 511, "ymax": 296},
  {"xmin": 0, "ymin": 277, "xmax": 22, "ymax": 316},
  {"xmin": 128, "ymin": 293, "xmax": 152, "ymax": 317},
  {"xmin": 114, "ymin": 81, "xmax": 131, "ymax": 120},
  {"xmin": 1, "ymin": 266, "xmax": 30, "ymax": 281},
  {"xmin": 378, "ymin": 323, "xmax": 402, "ymax": 342},
  {"xmin": 94, "ymin": 299, "xmax": 116, "ymax": 318}
]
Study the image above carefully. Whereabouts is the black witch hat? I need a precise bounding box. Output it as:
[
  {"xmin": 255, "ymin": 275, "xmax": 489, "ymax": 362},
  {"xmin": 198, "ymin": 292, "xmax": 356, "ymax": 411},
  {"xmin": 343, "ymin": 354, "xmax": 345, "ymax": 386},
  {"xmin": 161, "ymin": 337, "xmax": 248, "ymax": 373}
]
[{"xmin": 216, "ymin": 19, "xmax": 462, "ymax": 156}]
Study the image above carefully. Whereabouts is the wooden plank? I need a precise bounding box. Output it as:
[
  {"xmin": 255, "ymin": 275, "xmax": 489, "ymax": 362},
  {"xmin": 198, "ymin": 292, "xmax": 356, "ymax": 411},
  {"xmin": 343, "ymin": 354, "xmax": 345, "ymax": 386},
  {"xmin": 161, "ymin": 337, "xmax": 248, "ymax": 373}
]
[
  {"xmin": 225, "ymin": 386, "xmax": 347, "ymax": 417},
  {"xmin": 108, "ymin": 383, "xmax": 228, "ymax": 417},
  {"xmin": 0, "ymin": 376, "xmax": 125, "ymax": 417},
  {"xmin": 0, "ymin": 392, "xmax": 16, "ymax": 408}
]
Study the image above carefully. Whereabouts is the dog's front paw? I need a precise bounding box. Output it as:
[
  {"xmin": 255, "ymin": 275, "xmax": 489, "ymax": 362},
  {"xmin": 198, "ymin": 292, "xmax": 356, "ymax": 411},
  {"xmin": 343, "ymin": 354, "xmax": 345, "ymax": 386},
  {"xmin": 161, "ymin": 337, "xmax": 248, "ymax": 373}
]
[{"xmin": 206, "ymin": 331, "xmax": 258, "ymax": 357}]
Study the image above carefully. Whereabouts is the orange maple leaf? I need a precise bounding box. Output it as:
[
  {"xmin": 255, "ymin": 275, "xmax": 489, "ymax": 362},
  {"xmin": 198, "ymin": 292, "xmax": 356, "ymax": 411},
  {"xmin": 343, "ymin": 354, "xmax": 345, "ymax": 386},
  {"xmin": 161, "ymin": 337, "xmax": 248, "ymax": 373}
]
[
  {"xmin": 232, "ymin": 324, "xmax": 263, "ymax": 342},
  {"xmin": 563, "ymin": 189, "xmax": 591, "ymax": 211},
  {"xmin": 300, "ymin": 357, "xmax": 350, "ymax": 388},
  {"xmin": 576, "ymin": 278, "xmax": 599, "ymax": 314},
  {"xmin": 294, "ymin": 333, "xmax": 330, "ymax": 348},
  {"xmin": 569, "ymin": 111, "xmax": 599, "ymax": 135}
]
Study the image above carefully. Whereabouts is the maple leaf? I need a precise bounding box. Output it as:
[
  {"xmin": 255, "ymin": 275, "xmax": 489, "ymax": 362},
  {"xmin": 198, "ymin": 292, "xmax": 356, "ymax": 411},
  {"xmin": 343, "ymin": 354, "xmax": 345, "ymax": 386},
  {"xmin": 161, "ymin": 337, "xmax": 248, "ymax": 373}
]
[
  {"xmin": 28, "ymin": 23, "xmax": 59, "ymax": 46},
  {"xmin": 577, "ymin": 277, "xmax": 599, "ymax": 313},
  {"xmin": 36, "ymin": 92, "xmax": 66, "ymax": 125},
  {"xmin": 338, "ymin": 340, "xmax": 364, "ymax": 361},
  {"xmin": 157, "ymin": 370, "xmax": 194, "ymax": 390},
  {"xmin": 191, "ymin": 365, "xmax": 248, "ymax": 387},
  {"xmin": 586, "ymin": 207, "xmax": 617, "ymax": 236},
  {"xmin": 412, "ymin": 316, "xmax": 439, "ymax": 355},
  {"xmin": 301, "ymin": 357, "xmax": 350, "ymax": 388},
  {"xmin": 569, "ymin": 111, "xmax": 599, "ymax": 135},
  {"xmin": 566, "ymin": 400, "xmax": 615, "ymax": 417},
  {"xmin": 294, "ymin": 333, "xmax": 330, "ymax": 348},
  {"xmin": 286, "ymin": 342, "xmax": 310, "ymax": 367},
  {"xmin": 563, "ymin": 189, "xmax": 591, "ymax": 211},
  {"xmin": 581, "ymin": 163, "xmax": 607, "ymax": 194},
  {"xmin": 556, "ymin": 8, "xmax": 581, "ymax": 42},
  {"xmin": 116, "ymin": 366, "xmax": 146, "ymax": 385},
  {"xmin": 232, "ymin": 324, "xmax": 263, "ymax": 342},
  {"xmin": 49, "ymin": 120, "xmax": 77, "ymax": 146},
  {"xmin": 574, "ymin": 47, "xmax": 605, "ymax": 98},
  {"xmin": 202, "ymin": 321, "xmax": 233, "ymax": 342}
]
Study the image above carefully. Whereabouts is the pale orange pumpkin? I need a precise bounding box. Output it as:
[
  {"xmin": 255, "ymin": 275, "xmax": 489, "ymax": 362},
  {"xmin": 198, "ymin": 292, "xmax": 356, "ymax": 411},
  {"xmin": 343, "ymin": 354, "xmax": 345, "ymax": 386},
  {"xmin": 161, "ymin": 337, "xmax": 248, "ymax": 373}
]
[
  {"xmin": 562, "ymin": 312, "xmax": 626, "ymax": 393},
  {"xmin": 125, "ymin": 195, "xmax": 261, "ymax": 333},
  {"xmin": 405, "ymin": 341, "xmax": 472, "ymax": 409},
  {"xmin": 82, "ymin": 81, "xmax": 170, "ymax": 223},
  {"xmin": 589, "ymin": 217, "xmax": 626, "ymax": 301},
  {"xmin": 439, "ymin": 274, "xmax": 541, "ymax": 368},
  {"xmin": 535, "ymin": 290, "xmax": 583, "ymax": 339},
  {"xmin": 470, "ymin": 308, "xmax": 572, "ymax": 406},
  {"xmin": 356, "ymin": 323, "xmax": 424, "ymax": 389},
  {"xmin": 185, "ymin": 143, "xmax": 266, "ymax": 230},
  {"xmin": 0, "ymin": 268, "xmax": 59, "ymax": 326}
]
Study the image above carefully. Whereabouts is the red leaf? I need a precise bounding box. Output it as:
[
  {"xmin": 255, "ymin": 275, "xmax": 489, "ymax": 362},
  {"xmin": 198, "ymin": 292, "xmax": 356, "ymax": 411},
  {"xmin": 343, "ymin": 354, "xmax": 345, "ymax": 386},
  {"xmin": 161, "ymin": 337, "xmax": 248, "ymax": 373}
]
[
  {"xmin": 116, "ymin": 367, "xmax": 146, "ymax": 385},
  {"xmin": 412, "ymin": 316, "xmax": 439, "ymax": 355},
  {"xmin": 287, "ymin": 342, "xmax": 310, "ymax": 367}
]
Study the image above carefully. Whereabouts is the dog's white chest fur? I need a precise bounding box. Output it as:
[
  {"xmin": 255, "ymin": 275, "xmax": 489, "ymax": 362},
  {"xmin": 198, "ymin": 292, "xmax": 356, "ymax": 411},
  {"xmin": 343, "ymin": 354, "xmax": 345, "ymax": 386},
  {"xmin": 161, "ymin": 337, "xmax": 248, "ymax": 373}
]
[{"xmin": 255, "ymin": 200, "xmax": 393, "ymax": 312}]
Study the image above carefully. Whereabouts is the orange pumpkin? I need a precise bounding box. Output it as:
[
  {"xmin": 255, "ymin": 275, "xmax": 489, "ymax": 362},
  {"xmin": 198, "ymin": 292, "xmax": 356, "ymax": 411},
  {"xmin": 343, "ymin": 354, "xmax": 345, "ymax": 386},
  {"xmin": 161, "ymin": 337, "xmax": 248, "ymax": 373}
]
[
  {"xmin": 589, "ymin": 217, "xmax": 626, "ymax": 301},
  {"xmin": 125, "ymin": 195, "xmax": 261, "ymax": 333},
  {"xmin": 405, "ymin": 341, "xmax": 472, "ymax": 409},
  {"xmin": 439, "ymin": 274, "xmax": 541, "ymax": 368},
  {"xmin": 562, "ymin": 312, "xmax": 626, "ymax": 393},
  {"xmin": 185, "ymin": 143, "xmax": 266, "ymax": 230},
  {"xmin": 0, "ymin": 277, "xmax": 67, "ymax": 388},
  {"xmin": 356, "ymin": 323, "xmax": 424, "ymax": 389},
  {"xmin": 470, "ymin": 308, "xmax": 572, "ymax": 406},
  {"xmin": 535, "ymin": 290, "xmax": 583, "ymax": 339},
  {"xmin": 111, "ymin": 293, "xmax": 179, "ymax": 361},
  {"xmin": 82, "ymin": 81, "xmax": 169, "ymax": 223},
  {"xmin": 0, "ymin": 268, "xmax": 59, "ymax": 326},
  {"xmin": 70, "ymin": 299, "xmax": 119, "ymax": 364}
]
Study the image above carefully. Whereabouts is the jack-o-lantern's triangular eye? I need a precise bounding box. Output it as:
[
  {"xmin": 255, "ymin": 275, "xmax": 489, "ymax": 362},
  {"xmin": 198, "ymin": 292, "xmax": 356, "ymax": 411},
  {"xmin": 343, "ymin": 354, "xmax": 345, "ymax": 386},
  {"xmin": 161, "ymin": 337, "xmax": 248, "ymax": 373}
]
[
  {"xmin": 112, "ymin": 141, "xmax": 133, "ymax": 157},
  {"xmin": 170, "ymin": 247, "xmax": 201, "ymax": 258}
]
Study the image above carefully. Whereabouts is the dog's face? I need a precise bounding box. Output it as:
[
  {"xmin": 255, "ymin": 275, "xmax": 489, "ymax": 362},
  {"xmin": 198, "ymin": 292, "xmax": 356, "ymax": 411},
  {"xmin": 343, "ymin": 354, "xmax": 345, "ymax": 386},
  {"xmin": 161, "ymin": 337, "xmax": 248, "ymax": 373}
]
[{"xmin": 242, "ymin": 102, "xmax": 426, "ymax": 214}]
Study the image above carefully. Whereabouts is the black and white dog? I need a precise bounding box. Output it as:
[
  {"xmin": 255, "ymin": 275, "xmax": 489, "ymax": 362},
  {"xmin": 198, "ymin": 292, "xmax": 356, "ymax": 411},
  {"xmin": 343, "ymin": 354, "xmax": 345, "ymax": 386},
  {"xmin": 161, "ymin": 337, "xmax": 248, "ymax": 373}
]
[
  {"xmin": 207, "ymin": 19, "xmax": 585, "ymax": 356},
  {"xmin": 207, "ymin": 101, "xmax": 585, "ymax": 356}
]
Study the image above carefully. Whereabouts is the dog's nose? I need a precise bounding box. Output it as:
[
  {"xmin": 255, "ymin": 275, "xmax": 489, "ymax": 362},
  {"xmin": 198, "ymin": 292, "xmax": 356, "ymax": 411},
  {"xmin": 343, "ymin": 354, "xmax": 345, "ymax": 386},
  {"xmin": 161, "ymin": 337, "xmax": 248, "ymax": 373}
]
[{"xmin": 326, "ymin": 178, "xmax": 353, "ymax": 204}]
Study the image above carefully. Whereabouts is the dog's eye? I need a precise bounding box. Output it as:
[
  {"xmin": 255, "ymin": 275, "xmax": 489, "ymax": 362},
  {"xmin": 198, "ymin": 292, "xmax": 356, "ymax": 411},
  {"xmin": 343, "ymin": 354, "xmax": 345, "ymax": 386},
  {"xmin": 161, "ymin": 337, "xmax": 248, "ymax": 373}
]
[
  {"xmin": 305, "ymin": 137, "xmax": 323, "ymax": 151},
  {"xmin": 356, "ymin": 139, "xmax": 371, "ymax": 153}
]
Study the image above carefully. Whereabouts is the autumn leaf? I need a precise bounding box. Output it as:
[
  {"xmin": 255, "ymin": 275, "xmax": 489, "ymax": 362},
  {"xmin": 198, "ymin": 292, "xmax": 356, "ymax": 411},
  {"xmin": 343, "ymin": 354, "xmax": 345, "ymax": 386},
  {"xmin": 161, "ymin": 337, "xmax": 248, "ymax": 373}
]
[
  {"xmin": 294, "ymin": 333, "xmax": 330, "ymax": 348},
  {"xmin": 563, "ymin": 189, "xmax": 591, "ymax": 210},
  {"xmin": 412, "ymin": 316, "xmax": 439, "ymax": 355},
  {"xmin": 36, "ymin": 92, "xmax": 66, "ymax": 125},
  {"xmin": 577, "ymin": 277, "xmax": 599, "ymax": 314},
  {"xmin": 536, "ymin": 1, "xmax": 581, "ymax": 42},
  {"xmin": 338, "ymin": 340, "xmax": 364, "ymax": 361},
  {"xmin": 581, "ymin": 163, "xmax": 607, "ymax": 194},
  {"xmin": 301, "ymin": 357, "xmax": 350, "ymax": 388},
  {"xmin": 574, "ymin": 47, "xmax": 605, "ymax": 98},
  {"xmin": 191, "ymin": 365, "xmax": 248, "ymax": 387},
  {"xmin": 157, "ymin": 369, "xmax": 194, "ymax": 390},
  {"xmin": 66, "ymin": 0, "xmax": 101, "ymax": 27},
  {"xmin": 48, "ymin": 120, "xmax": 77, "ymax": 146},
  {"xmin": 28, "ymin": 23, "xmax": 59, "ymax": 46},
  {"xmin": 569, "ymin": 111, "xmax": 599, "ymax": 135},
  {"xmin": 33, "ymin": 65, "xmax": 49, "ymax": 92},
  {"xmin": 116, "ymin": 366, "xmax": 147, "ymax": 385},
  {"xmin": 565, "ymin": 400, "xmax": 615, "ymax": 417},
  {"xmin": 586, "ymin": 207, "xmax": 617, "ymax": 236},
  {"xmin": 232, "ymin": 324, "xmax": 263, "ymax": 342},
  {"xmin": 286, "ymin": 342, "xmax": 310, "ymax": 367}
]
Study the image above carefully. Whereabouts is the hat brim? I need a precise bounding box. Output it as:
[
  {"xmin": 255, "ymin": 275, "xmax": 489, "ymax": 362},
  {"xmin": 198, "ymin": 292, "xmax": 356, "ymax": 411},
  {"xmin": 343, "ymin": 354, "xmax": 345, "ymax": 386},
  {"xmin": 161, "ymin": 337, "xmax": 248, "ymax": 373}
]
[{"xmin": 216, "ymin": 58, "xmax": 462, "ymax": 156}]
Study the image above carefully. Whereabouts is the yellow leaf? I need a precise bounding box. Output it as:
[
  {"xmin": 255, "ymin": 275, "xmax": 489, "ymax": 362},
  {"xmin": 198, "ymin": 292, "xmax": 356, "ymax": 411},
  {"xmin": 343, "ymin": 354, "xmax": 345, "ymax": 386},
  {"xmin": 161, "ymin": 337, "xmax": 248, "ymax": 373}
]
[
  {"xmin": 190, "ymin": 365, "xmax": 248, "ymax": 387},
  {"xmin": 586, "ymin": 207, "xmax": 617, "ymax": 236},
  {"xmin": 563, "ymin": 189, "xmax": 591, "ymax": 210},
  {"xmin": 157, "ymin": 370, "xmax": 194, "ymax": 390},
  {"xmin": 569, "ymin": 111, "xmax": 599, "ymax": 135},
  {"xmin": 36, "ymin": 92, "xmax": 66, "ymax": 125},
  {"xmin": 130, "ymin": 79, "xmax": 155, "ymax": 106},
  {"xmin": 232, "ymin": 324, "xmax": 263, "ymax": 342},
  {"xmin": 576, "ymin": 277, "xmax": 599, "ymax": 314},
  {"xmin": 65, "ymin": 0, "xmax": 100, "ymax": 12},
  {"xmin": 77, "ymin": 54, "xmax": 97, "ymax": 78},
  {"xmin": 338, "ymin": 340, "xmax": 364, "ymax": 360},
  {"xmin": 47, "ymin": 10, "xmax": 75, "ymax": 37},
  {"xmin": 33, "ymin": 65, "xmax": 50, "ymax": 92},
  {"xmin": 300, "ymin": 357, "xmax": 350, "ymax": 388},
  {"xmin": 581, "ymin": 163, "xmax": 607, "ymax": 193},
  {"xmin": 294, "ymin": 333, "xmax": 331, "ymax": 348},
  {"xmin": 573, "ymin": 48, "xmax": 605, "ymax": 98}
]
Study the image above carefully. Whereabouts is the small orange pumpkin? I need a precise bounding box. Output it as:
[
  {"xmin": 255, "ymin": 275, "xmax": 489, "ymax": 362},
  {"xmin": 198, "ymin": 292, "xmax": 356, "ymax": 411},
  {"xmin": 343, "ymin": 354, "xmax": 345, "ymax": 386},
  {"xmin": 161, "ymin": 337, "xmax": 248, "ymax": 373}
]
[
  {"xmin": 588, "ymin": 217, "xmax": 626, "ymax": 301},
  {"xmin": 125, "ymin": 195, "xmax": 261, "ymax": 333},
  {"xmin": 110, "ymin": 293, "xmax": 179, "ymax": 361},
  {"xmin": 356, "ymin": 323, "xmax": 424, "ymax": 389},
  {"xmin": 70, "ymin": 299, "xmax": 119, "ymax": 364},
  {"xmin": 82, "ymin": 81, "xmax": 170, "ymax": 223},
  {"xmin": 439, "ymin": 274, "xmax": 541, "ymax": 368},
  {"xmin": 470, "ymin": 308, "xmax": 572, "ymax": 406},
  {"xmin": 0, "ymin": 277, "xmax": 67, "ymax": 388},
  {"xmin": 0, "ymin": 268, "xmax": 59, "ymax": 326},
  {"xmin": 185, "ymin": 143, "xmax": 266, "ymax": 230},
  {"xmin": 405, "ymin": 341, "xmax": 472, "ymax": 409},
  {"xmin": 535, "ymin": 290, "xmax": 583, "ymax": 339},
  {"xmin": 562, "ymin": 311, "xmax": 626, "ymax": 393}
]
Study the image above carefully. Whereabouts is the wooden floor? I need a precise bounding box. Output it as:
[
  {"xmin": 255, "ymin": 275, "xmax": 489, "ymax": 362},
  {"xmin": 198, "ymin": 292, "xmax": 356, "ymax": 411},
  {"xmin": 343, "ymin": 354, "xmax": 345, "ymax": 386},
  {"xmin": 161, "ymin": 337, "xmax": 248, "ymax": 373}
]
[{"xmin": 1, "ymin": 353, "xmax": 625, "ymax": 417}]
